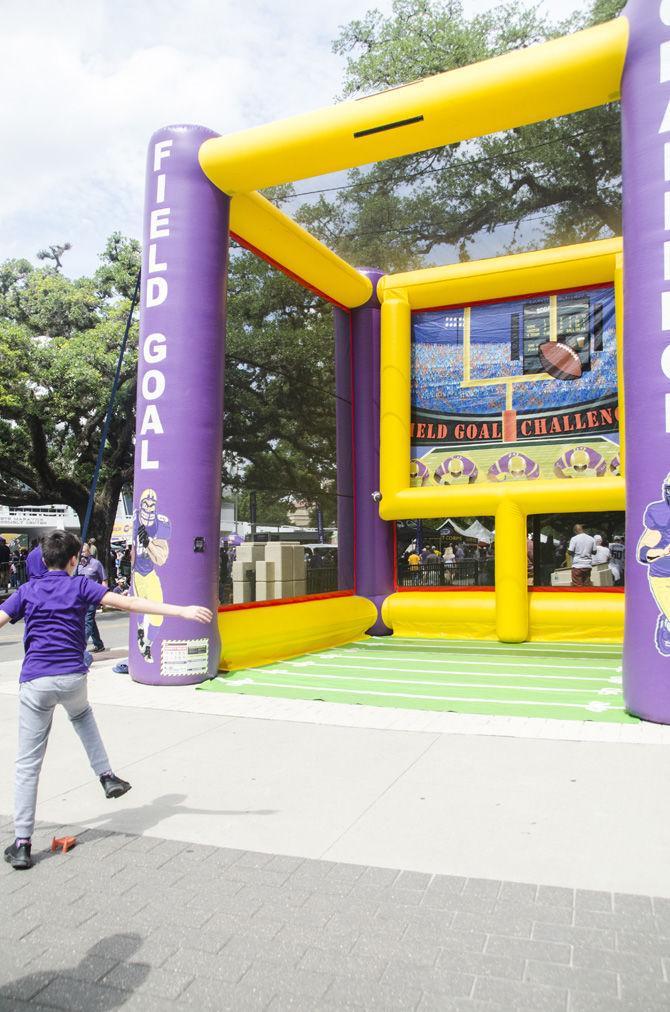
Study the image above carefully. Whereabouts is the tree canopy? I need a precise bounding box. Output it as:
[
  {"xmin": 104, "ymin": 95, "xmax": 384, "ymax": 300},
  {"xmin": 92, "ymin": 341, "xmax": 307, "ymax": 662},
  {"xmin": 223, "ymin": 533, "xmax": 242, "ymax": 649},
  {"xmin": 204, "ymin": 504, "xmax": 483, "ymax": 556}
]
[
  {"xmin": 294, "ymin": 0, "xmax": 625, "ymax": 272},
  {"xmin": 0, "ymin": 234, "xmax": 141, "ymax": 552}
]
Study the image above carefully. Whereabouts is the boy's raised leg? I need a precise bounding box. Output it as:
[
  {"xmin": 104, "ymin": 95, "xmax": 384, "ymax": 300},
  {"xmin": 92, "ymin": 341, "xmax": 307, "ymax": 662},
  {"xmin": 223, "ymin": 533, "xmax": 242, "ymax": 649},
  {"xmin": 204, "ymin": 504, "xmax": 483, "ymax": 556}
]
[{"xmin": 59, "ymin": 675, "xmax": 111, "ymax": 775}]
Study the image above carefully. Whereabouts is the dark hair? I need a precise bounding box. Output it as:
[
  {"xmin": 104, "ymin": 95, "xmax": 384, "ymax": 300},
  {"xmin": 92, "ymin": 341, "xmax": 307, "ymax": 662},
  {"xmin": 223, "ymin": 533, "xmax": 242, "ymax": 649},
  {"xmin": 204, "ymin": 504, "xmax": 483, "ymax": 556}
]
[{"xmin": 42, "ymin": 530, "xmax": 81, "ymax": 569}]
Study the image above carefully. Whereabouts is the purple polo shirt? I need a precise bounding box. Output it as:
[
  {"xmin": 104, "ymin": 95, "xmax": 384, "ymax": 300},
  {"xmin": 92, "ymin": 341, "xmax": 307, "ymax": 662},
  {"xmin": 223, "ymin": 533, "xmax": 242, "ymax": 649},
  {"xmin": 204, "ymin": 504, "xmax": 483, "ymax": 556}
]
[
  {"xmin": 1, "ymin": 571, "xmax": 108, "ymax": 682},
  {"xmin": 77, "ymin": 557, "xmax": 106, "ymax": 583},
  {"xmin": 26, "ymin": 545, "xmax": 48, "ymax": 580}
]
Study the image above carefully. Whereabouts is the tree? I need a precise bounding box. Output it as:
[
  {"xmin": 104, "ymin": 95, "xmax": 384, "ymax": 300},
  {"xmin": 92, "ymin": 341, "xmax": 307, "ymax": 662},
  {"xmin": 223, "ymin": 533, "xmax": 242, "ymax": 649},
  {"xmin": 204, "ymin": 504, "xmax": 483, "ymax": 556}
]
[
  {"xmin": 0, "ymin": 234, "xmax": 141, "ymax": 559},
  {"xmin": 223, "ymin": 243, "xmax": 340, "ymax": 526},
  {"xmin": 295, "ymin": 0, "xmax": 626, "ymax": 272}
]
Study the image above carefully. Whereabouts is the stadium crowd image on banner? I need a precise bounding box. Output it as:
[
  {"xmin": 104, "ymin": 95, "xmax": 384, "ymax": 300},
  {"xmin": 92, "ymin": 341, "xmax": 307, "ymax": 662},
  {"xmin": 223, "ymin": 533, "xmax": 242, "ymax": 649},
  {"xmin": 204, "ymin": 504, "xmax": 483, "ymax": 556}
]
[{"xmin": 130, "ymin": 0, "xmax": 670, "ymax": 725}]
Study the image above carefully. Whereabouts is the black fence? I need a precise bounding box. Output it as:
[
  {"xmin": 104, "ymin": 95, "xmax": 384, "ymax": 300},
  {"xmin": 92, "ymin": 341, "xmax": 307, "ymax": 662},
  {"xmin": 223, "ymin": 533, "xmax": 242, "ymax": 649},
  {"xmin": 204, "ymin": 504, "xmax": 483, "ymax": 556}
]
[
  {"xmin": 306, "ymin": 565, "xmax": 338, "ymax": 596},
  {"xmin": 218, "ymin": 561, "xmax": 338, "ymax": 605},
  {"xmin": 397, "ymin": 558, "xmax": 494, "ymax": 588}
]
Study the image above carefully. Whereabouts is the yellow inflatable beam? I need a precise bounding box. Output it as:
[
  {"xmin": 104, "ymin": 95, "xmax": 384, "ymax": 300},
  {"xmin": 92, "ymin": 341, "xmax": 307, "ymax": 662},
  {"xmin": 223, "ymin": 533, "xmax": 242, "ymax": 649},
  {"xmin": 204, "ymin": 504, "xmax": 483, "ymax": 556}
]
[
  {"xmin": 199, "ymin": 19, "xmax": 627, "ymax": 193},
  {"xmin": 378, "ymin": 237, "xmax": 624, "ymax": 518},
  {"xmin": 379, "ymin": 237, "xmax": 622, "ymax": 311},
  {"xmin": 218, "ymin": 595, "xmax": 376, "ymax": 670},
  {"xmin": 229, "ymin": 191, "xmax": 372, "ymax": 308},
  {"xmin": 382, "ymin": 591, "xmax": 624, "ymax": 644}
]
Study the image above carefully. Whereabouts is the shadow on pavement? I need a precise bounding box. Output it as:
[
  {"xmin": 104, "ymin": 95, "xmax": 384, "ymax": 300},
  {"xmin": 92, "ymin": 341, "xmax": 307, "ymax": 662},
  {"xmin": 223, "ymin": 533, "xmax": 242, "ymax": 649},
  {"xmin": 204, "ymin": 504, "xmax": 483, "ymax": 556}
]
[
  {"xmin": 0, "ymin": 933, "xmax": 148, "ymax": 1007},
  {"xmin": 68, "ymin": 792, "xmax": 279, "ymax": 836}
]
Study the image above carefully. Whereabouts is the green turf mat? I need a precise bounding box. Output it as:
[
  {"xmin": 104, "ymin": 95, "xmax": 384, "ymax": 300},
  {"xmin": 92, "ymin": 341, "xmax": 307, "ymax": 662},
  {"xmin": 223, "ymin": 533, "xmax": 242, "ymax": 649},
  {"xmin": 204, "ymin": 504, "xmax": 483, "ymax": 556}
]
[{"xmin": 199, "ymin": 637, "xmax": 637, "ymax": 723}]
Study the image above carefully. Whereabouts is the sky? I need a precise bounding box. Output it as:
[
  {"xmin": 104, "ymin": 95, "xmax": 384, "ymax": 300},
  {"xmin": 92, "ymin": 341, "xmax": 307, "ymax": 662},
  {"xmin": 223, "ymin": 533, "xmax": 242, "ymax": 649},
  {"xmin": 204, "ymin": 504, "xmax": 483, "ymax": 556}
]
[{"xmin": 0, "ymin": 0, "xmax": 585, "ymax": 278}]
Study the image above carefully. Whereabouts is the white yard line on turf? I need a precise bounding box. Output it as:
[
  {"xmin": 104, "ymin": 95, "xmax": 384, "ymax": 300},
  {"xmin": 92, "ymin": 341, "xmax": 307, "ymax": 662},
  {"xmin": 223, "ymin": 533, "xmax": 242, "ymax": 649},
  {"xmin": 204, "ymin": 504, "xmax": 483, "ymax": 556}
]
[
  {"xmin": 301, "ymin": 658, "xmax": 618, "ymax": 678},
  {"xmin": 359, "ymin": 639, "xmax": 621, "ymax": 656},
  {"xmin": 283, "ymin": 659, "xmax": 619, "ymax": 684},
  {"xmin": 315, "ymin": 655, "xmax": 619, "ymax": 671},
  {"xmin": 228, "ymin": 677, "xmax": 625, "ymax": 711},
  {"xmin": 236, "ymin": 668, "xmax": 619, "ymax": 696}
]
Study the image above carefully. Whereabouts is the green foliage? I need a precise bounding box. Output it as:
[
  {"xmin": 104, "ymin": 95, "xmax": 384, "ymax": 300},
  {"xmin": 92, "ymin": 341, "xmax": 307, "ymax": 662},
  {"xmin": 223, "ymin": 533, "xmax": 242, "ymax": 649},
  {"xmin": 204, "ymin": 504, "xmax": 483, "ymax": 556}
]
[
  {"xmin": 296, "ymin": 0, "xmax": 626, "ymax": 271},
  {"xmin": 0, "ymin": 234, "xmax": 141, "ymax": 555},
  {"xmin": 224, "ymin": 245, "xmax": 339, "ymax": 525}
]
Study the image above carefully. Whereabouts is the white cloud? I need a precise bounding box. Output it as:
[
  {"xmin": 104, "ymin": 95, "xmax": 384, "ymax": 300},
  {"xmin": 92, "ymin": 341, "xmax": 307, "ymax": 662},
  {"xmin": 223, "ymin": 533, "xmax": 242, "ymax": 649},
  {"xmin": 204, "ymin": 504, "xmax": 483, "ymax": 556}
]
[
  {"xmin": 0, "ymin": 0, "xmax": 396, "ymax": 276},
  {"xmin": 0, "ymin": 0, "xmax": 583, "ymax": 277}
]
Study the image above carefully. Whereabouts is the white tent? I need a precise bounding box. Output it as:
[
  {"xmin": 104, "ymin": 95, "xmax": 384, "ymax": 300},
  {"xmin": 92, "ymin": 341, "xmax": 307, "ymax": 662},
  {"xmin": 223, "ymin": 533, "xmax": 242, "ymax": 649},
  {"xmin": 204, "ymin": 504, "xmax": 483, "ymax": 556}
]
[{"xmin": 438, "ymin": 518, "xmax": 494, "ymax": 544}]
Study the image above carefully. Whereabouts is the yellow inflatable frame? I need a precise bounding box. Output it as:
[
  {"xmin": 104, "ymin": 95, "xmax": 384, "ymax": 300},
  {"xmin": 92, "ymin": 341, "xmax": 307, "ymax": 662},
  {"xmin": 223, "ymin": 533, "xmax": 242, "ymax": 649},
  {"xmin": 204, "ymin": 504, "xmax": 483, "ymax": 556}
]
[
  {"xmin": 196, "ymin": 14, "xmax": 630, "ymax": 651},
  {"xmin": 378, "ymin": 238, "xmax": 625, "ymax": 643}
]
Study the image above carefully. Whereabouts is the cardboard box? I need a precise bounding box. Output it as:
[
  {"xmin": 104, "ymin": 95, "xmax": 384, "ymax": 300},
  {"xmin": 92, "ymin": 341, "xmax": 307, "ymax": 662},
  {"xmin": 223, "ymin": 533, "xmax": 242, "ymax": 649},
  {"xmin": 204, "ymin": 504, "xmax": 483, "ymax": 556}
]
[
  {"xmin": 591, "ymin": 563, "xmax": 614, "ymax": 587},
  {"xmin": 232, "ymin": 560, "xmax": 255, "ymax": 582},
  {"xmin": 550, "ymin": 568, "xmax": 572, "ymax": 587},
  {"xmin": 255, "ymin": 560, "xmax": 275, "ymax": 582},
  {"xmin": 292, "ymin": 547, "xmax": 306, "ymax": 581},
  {"xmin": 265, "ymin": 543, "xmax": 294, "ymax": 581},
  {"xmin": 232, "ymin": 580, "xmax": 253, "ymax": 604},
  {"xmin": 236, "ymin": 543, "xmax": 265, "ymax": 563}
]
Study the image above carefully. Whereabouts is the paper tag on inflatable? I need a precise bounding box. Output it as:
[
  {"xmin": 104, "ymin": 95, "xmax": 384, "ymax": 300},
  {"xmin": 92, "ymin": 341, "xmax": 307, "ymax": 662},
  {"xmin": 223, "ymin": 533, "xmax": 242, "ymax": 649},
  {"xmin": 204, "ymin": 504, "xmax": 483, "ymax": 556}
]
[{"xmin": 161, "ymin": 638, "xmax": 209, "ymax": 677}]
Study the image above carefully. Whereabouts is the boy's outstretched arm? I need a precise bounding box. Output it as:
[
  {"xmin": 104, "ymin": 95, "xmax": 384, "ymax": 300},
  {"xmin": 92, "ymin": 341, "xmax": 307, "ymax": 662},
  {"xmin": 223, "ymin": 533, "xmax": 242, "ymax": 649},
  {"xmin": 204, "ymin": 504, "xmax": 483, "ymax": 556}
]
[
  {"xmin": 100, "ymin": 592, "xmax": 212, "ymax": 624},
  {"xmin": 0, "ymin": 611, "xmax": 11, "ymax": 630}
]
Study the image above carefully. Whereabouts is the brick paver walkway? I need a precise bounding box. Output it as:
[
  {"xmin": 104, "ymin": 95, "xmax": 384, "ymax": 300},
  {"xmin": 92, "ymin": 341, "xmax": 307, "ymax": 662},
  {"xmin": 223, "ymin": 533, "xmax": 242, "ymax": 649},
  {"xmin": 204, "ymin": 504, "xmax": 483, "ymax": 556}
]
[{"xmin": 1, "ymin": 817, "xmax": 670, "ymax": 1011}]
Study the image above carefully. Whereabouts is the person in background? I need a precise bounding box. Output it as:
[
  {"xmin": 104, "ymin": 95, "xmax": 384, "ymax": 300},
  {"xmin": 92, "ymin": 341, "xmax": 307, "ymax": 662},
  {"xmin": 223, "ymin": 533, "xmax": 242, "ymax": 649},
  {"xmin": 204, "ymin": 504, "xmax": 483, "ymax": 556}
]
[
  {"xmin": 26, "ymin": 539, "xmax": 47, "ymax": 581},
  {"xmin": 119, "ymin": 546, "xmax": 132, "ymax": 583},
  {"xmin": 609, "ymin": 535, "xmax": 625, "ymax": 585},
  {"xmin": 77, "ymin": 543, "xmax": 107, "ymax": 653},
  {"xmin": 568, "ymin": 523, "xmax": 595, "ymax": 587},
  {"xmin": 88, "ymin": 538, "xmax": 98, "ymax": 559},
  {"xmin": 592, "ymin": 534, "xmax": 611, "ymax": 566},
  {"xmin": 0, "ymin": 537, "xmax": 10, "ymax": 591}
]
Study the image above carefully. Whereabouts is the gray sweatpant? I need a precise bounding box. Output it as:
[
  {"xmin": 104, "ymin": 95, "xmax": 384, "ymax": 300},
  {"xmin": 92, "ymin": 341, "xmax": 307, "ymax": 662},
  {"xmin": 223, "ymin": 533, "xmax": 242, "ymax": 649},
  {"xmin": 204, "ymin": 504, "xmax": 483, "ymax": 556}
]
[{"xmin": 15, "ymin": 674, "xmax": 111, "ymax": 838}]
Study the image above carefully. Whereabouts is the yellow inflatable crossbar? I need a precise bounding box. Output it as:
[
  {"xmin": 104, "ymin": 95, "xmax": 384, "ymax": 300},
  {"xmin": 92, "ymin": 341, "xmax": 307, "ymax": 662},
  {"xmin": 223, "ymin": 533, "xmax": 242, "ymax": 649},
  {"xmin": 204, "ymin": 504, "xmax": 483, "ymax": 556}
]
[
  {"xmin": 199, "ymin": 19, "xmax": 627, "ymax": 194},
  {"xmin": 378, "ymin": 238, "xmax": 622, "ymax": 311},
  {"xmin": 229, "ymin": 191, "xmax": 372, "ymax": 308}
]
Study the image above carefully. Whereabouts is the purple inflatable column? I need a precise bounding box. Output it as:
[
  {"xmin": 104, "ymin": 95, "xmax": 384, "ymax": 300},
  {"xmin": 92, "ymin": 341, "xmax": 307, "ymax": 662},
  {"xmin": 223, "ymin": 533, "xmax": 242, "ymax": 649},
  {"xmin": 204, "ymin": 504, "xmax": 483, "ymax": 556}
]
[
  {"xmin": 130, "ymin": 125, "xmax": 229, "ymax": 685},
  {"xmin": 334, "ymin": 308, "xmax": 354, "ymax": 591},
  {"xmin": 622, "ymin": 2, "xmax": 670, "ymax": 721},
  {"xmin": 351, "ymin": 271, "xmax": 394, "ymax": 634}
]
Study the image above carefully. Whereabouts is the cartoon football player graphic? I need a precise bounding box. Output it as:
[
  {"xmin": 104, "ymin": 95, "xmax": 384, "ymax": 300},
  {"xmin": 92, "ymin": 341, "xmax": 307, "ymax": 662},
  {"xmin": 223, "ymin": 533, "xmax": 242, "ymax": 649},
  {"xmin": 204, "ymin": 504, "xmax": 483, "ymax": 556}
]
[
  {"xmin": 609, "ymin": 454, "xmax": 620, "ymax": 476},
  {"xmin": 638, "ymin": 473, "xmax": 670, "ymax": 656},
  {"xmin": 132, "ymin": 488, "xmax": 172, "ymax": 663},
  {"xmin": 487, "ymin": 451, "xmax": 540, "ymax": 482},
  {"xmin": 553, "ymin": 446, "xmax": 607, "ymax": 479},
  {"xmin": 410, "ymin": 458, "xmax": 431, "ymax": 486},
  {"xmin": 434, "ymin": 454, "xmax": 478, "ymax": 485}
]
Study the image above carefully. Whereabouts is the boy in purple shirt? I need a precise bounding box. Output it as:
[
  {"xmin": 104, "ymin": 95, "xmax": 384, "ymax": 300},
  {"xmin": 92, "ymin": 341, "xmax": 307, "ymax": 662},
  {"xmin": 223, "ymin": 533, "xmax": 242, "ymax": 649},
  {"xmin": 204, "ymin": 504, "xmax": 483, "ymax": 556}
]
[{"xmin": 1, "ymin": 530, "xmax": 212, "ymax": 870}]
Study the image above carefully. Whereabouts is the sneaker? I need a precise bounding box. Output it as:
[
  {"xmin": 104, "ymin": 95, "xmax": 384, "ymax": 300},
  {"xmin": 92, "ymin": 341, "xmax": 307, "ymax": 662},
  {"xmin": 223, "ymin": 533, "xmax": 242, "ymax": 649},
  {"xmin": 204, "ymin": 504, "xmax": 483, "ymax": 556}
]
[
  {"xmin": 91, "ymin": 645, "xmax": 106, "ymax": 653},
  {"xmin": 100, "ymin": 774, "xmax": 132, "ymax": 799},
  {"xmin": 4, "ymin": 841, "xmax": 33, "ymax": 870}
]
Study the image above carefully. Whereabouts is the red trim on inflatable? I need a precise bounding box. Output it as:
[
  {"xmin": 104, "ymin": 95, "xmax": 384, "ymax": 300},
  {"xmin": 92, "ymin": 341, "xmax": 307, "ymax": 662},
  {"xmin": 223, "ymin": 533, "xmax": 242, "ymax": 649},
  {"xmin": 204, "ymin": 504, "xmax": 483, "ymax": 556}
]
[
  {"xmin": 218, "ymin": 589, "xmax": 354, "ymax": 613},
  {"xmin": 412, "ymin": 280, "xmax": 614, "ymax": 315},
  {"xmin": 529, "ymin": 585, "xmax": 624, "ymax": 594},
  {"xmin": 230, "ymin": 231, "xmax": 349, "ymax": 310}
]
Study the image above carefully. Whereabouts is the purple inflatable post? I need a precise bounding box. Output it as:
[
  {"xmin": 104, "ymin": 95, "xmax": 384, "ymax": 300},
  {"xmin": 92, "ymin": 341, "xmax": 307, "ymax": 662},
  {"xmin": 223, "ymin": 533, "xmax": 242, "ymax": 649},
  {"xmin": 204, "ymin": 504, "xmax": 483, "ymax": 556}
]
[
  {"xmin": 334, "ymin": 308, "xmax": 354, "ymax": 591},
  {"xmin": 350, "ymin": 271, "xmax": 394, "ymax": 634},
  {"xmin": 130, "ymin": 125, "xmax": 229, "ymax": 685},
  {"xmin": 622, "ymin": 2, "xmax": 670, "ymax": 721}
]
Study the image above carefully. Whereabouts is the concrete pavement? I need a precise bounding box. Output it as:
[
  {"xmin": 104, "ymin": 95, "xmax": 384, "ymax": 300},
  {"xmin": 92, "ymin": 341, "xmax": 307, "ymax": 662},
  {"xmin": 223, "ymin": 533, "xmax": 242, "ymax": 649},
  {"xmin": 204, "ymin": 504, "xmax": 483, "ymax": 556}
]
[{"xmin": 2, "ymin": 650, "xmax": 670, "ymax": 1008}]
